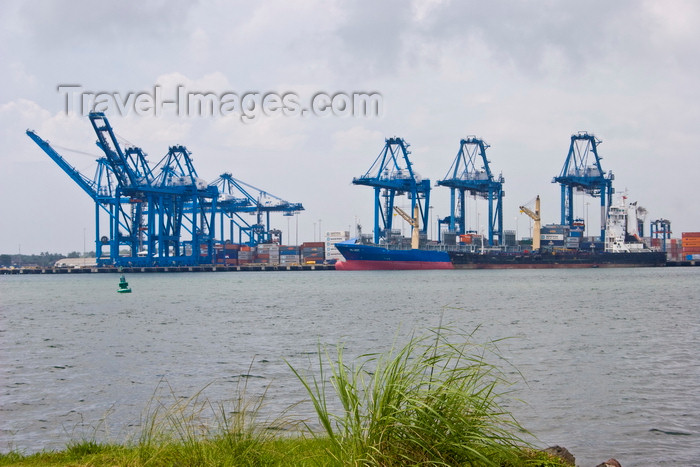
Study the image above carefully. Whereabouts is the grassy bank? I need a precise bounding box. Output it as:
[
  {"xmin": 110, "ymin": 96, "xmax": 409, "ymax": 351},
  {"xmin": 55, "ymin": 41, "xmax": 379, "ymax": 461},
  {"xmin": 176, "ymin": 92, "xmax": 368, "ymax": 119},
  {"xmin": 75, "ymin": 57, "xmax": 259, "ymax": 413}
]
[{"xmin": 1, "ymin": 328, "xmax": 570, "ymax": 466}]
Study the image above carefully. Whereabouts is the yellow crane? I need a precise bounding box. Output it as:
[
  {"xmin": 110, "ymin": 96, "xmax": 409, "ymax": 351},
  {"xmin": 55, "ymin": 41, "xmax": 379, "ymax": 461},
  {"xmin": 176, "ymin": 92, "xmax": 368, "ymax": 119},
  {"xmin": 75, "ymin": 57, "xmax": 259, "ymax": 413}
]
[
  {"xmin": 393, "ymin": 205, "xmax": 421, "ymax": 249},
  {"xmin": 519, "ymin": 196, "xmax": 541, "ymax": 251}
]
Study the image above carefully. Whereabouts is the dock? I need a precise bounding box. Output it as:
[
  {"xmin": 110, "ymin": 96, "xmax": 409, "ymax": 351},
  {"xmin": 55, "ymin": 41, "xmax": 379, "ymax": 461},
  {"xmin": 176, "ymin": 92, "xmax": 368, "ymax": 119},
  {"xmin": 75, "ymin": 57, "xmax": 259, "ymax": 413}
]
[{"xmin": 0, "ymin": 264, "xmax": 337, "ymax": 275}]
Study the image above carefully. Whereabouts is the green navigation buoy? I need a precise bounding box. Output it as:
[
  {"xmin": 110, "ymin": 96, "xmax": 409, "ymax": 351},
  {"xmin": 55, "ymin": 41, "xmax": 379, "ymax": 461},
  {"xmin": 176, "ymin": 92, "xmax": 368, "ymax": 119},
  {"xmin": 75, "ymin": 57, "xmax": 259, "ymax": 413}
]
[{"xmin": 117, "ymin": 269, "xmax": 132, "ymax": 293}]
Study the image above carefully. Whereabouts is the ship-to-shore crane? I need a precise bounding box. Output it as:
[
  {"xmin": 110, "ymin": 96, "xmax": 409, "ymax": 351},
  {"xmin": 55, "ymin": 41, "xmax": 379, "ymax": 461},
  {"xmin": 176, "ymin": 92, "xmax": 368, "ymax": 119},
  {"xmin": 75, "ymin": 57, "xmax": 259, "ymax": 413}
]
[
  {"xmin": 27, "ymin": 113, "xmax": 302, "ymax": 266},
  {"xmin": 553, "ymin": 132, "xmax": 614, "ymax": 241},
  {"xmin": 437, "ymin": 137, "xmax": 504, "ymax": 246},
  {"xmin": 651, "ymin": 218, "xmax": 672, "ymax": 252},
  {"xmin": 353, "ymin": 138, "xmax": 431, "ymax": 244},
  {"xmin": 519, "ymin": 196, "xmax": 541, "ymax": 251},
  {"xmin": 209, "ymin": 173, "xmax": 304, "ymax": 245}
]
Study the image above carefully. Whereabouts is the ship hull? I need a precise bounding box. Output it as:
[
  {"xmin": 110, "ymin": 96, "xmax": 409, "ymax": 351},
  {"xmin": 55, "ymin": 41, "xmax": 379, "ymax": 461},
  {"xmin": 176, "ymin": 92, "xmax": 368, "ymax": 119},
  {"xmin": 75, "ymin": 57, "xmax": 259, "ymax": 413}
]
[
  {"xmin": 334, "ymin": 243, "xmax": 454, "ymax": 270},
  {"xmin": 335, "ymin": 242, "xmax": 666, "ymax": 270},
  {"xmin": 448, "ymin": 251, "xmax": 667, "ymax": 269}
]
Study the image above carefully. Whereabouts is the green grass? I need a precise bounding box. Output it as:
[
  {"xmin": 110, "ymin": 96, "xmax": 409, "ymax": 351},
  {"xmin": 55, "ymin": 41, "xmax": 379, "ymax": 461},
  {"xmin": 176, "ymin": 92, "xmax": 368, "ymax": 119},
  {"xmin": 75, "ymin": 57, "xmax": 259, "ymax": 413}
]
[{"xmin": 1, "ymin": 328, "xmax": 571, "ymax": 467}]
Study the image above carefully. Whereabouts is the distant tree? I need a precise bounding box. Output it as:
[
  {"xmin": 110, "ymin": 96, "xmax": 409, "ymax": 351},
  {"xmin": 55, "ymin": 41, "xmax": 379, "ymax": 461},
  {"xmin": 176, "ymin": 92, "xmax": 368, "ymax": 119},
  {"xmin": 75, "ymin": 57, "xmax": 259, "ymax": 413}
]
[
  {"xmin": 0, "ymin": 254, "xmax": 12, "ymax": 266},
  {"xmin": 66, "ymin": 251, "xmax": 81, "ymax": 258}
]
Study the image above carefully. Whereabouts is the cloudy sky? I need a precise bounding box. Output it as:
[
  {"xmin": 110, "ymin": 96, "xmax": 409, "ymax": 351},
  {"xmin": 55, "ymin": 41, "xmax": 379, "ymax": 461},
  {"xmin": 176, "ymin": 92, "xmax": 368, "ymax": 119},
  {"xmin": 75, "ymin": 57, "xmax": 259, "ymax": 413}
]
[{"xmin": 1, "ymin": 0, "xmax": 699, "ymax": 254}]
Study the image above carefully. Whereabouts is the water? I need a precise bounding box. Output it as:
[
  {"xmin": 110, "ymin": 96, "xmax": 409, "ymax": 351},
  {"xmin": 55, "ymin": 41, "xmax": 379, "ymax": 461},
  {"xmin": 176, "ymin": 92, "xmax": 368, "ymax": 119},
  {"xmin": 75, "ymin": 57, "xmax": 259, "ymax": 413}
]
[{"xmin": 1, "ymin": 268, "xmax": 699, "ymax": 465}]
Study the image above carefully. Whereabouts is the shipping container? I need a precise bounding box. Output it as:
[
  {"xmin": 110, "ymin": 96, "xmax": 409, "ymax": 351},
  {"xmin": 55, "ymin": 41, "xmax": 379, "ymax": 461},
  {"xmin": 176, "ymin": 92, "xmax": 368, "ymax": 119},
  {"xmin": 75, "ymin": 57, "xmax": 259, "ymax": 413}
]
[
  {"xmin": 458, "ymin": 234, "xmax": 474, "ymax": 244},
  {"xmin": 301, "ymin": 242, "xmax": 324, "ymax": 248},
  {"xmin": 541, "ymin": 234, "xmax": 565, "ymax": 241},
  {"xmin": 541, "ymin": 224, "xmax": 570, "ymax": 234},
  {"xmin": 325, "ymin": 230, "xmax": 349, "ymax": 237}
]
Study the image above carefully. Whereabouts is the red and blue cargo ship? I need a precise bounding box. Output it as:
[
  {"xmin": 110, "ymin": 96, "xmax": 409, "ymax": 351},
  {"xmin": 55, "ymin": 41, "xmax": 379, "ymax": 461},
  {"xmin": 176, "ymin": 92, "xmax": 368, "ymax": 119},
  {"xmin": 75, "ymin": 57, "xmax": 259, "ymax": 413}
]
[
  {"xmin": 334, "ymin": 241, "xmax": 453, "ymax": 270},
  {"xmin": 333, "ymin": 239, "xmax": 666, "ymax": 270}
]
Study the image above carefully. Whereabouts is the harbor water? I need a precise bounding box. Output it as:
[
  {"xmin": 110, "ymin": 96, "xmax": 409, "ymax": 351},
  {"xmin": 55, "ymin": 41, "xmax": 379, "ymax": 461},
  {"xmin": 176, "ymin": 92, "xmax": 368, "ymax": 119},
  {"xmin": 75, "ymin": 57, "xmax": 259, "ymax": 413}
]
[{"xmin": 1, "ymin": 268, "xmax": 699, "ymax": 465}]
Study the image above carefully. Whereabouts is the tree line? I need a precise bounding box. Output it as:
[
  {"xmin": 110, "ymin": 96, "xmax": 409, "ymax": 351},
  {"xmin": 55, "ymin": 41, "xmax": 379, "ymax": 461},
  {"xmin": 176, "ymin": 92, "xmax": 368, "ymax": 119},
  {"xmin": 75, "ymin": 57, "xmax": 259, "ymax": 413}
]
[{"xmin": 0, "ymin": 251, "xmax": 96, "ymax": 268}]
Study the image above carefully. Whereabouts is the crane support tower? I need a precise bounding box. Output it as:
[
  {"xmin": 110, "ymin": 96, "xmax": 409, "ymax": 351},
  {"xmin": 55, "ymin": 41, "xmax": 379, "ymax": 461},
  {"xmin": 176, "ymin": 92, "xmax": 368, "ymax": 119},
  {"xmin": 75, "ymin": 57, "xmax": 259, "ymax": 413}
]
[
  {"xmin": 553, "ymin": 132, "xmax": 614, "ymax": 242},
  {"xmin": 352, "ymin": 137, "xmax": 431, "ymax": 244},
  {"xmin": 437, "ymin": 137, "xmax": 504, "ymax": 246},
  {"xmin": 27, "ymin": 113, "xmax": 303, "ymax": 266}
]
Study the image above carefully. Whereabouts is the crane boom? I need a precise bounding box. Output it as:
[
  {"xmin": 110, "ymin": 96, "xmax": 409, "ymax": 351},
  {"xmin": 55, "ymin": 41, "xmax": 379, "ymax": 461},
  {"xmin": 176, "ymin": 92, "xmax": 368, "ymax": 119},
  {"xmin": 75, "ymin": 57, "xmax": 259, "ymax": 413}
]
[
  {"xmin": 26, "ymin": 130, "xmax": 99, "ymax": 200},
  {"xmin": 519, "ymin": 195, "xmax": 541, "ymax": 251}
]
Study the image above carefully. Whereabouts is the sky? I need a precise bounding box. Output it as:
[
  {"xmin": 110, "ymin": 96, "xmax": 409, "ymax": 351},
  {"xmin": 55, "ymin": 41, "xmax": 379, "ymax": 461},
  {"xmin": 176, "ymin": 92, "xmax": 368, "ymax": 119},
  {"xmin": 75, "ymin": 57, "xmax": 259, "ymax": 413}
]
[{"xmin": 1, "ymin": 0, "xmax": 699, "ymax": 255}]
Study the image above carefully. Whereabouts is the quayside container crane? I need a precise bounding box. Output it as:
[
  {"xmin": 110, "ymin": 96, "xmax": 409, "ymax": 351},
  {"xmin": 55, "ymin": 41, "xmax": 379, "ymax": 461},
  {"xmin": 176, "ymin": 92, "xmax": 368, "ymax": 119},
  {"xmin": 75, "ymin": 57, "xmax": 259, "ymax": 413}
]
[
  {"xmin": 28, "ymin": 113, "xmax": 302, "ymax": 265},
  {"xmin": 553, "ymin": 132, "xmax": 614, "ymax": 242},
  {"xmin": 353, "ymin": 137, "xmax": 431, "ymax": 244},
  {"xmin": 437, "ymin": 137, "xmax": 504, "ymax": 246},
  {"xmin": 209, "ymin": 173, "xmax": 304, "ymax": 246},
  {"xmin": 651, "ymin": 218, "xmax": 671, "ymax": 252},
  {"xmin": 89, "ymin": 112, "xmax": 219, "ymax": 265}
]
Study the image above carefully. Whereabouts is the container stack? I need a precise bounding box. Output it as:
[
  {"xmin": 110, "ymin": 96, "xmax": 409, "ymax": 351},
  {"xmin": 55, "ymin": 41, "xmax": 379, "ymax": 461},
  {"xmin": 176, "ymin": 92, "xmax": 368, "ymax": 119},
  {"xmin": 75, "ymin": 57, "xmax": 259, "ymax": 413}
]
[
  {"xmin": 215, "ymin": 243, "xmax": 241, "ymax": 265},
  {"xmin": 682, "ymin": 232, "xmax": 700, "ymax": 260},
  {"xmin": 668, "ymin": 238, "xmax": 684, "ymax": 261},
  {"xmin": 324, "ymin": 230, "xmax": 350, "ymax": 263},
  {"xmin": 503, "ymin": 230, "xmax": 516, "ymax": 247},
  {"xmin": 540, "ymin": 224, "xmax": 570, "ymax": 250},
  {"xmin": 300, "ymin": 242, "xmax": 325, "ymax": 264},
  {"xmin": 256, "ymin": 244, "xmax": 280, "ymax": 264},
  {"xmin": 238, "ymin": 245, "xmax": 255, "ymax": 265},
  {"xmin": 279, "ymin": 246, "xmax": 300, "ymax": 265}
]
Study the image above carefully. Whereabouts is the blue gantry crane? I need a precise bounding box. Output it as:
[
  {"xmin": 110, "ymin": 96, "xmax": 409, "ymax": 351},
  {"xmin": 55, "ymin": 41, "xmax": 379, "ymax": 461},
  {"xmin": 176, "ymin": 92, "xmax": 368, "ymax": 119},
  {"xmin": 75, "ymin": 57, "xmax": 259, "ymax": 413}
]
[
  {"xmin": 352, "ymin": 137, "xmax": 431, "ymax": 244},
  {"xmin": 209, "ymin": 173, "xmax": 304, "ymax": 246},
  {"xmin": 437, "ymin": 137, "xmax": 504, "ymax": 246},
  {"xmin": 27, "ymin": 112, "xmax": 302, "ymax": 266},
  {"xmin": 651, "ymin": 218, "xmax": 671, "ymax": 252},
  {"xmin": 553, "ymin": 132, "xmax": 614, "ymax": 241}
]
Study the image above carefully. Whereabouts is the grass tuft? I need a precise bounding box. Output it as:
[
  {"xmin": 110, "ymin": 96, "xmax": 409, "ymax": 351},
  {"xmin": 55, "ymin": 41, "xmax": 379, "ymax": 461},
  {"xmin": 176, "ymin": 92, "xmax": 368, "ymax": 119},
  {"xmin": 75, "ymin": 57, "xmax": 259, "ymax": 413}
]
[{"xmin": 290, "ymin": 326, "xmax": 533, "ymax": 466}]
